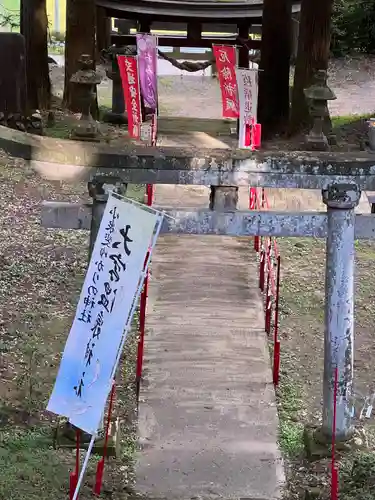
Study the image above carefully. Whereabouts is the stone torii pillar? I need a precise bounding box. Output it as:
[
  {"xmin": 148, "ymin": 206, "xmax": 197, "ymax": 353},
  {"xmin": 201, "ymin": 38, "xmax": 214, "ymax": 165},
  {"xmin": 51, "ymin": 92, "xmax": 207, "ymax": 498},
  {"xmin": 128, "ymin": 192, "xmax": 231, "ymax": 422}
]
[{"xmin": 321, "ymin": 183, "xmax": 360, "ymax": 441}]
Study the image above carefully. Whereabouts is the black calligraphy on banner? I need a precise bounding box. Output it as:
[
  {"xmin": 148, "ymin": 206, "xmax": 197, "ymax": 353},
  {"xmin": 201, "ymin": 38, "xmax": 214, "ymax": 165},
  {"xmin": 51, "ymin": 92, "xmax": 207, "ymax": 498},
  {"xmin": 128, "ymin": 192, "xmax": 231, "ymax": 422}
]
[{"xmin": 74, "ymin": 205, "xmax": 133, "ymax": 398}]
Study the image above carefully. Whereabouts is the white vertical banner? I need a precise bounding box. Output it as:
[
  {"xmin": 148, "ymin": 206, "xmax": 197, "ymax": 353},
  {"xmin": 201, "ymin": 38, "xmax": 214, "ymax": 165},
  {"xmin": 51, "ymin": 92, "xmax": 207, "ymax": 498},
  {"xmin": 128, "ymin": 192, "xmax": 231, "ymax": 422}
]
[
  {"xmin": 235, "ymin": 68, "xmax": 259, "ymax": 149},
  {"xmin": 47, "ymin": 194, "xmax": 163, "ymax": 435}
]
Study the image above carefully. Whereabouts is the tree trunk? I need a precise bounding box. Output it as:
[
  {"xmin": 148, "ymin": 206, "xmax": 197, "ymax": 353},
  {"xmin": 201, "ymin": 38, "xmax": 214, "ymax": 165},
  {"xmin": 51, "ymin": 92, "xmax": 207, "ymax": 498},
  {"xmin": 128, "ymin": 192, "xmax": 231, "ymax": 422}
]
[
  {"xmin": 22, "ymin": 0, "xmax": 51, "ymax": 111},
  {"xmin": 290, "ymin": 0, "xmax": 334, "ymax": 134},
  {"xmin": 20, "ymin": 0, "xmax": 24, "ymax": 34},
  {"xmin": 96, "ymin": 6, "xmax": 111, "ymax": 60},
  {"xmin": 258, "ymin": 0, "xmax": 292, "ymax": 139},
  {"xmin": 63, "ymin": 0, "xmax": 96, "ymax": 112}
]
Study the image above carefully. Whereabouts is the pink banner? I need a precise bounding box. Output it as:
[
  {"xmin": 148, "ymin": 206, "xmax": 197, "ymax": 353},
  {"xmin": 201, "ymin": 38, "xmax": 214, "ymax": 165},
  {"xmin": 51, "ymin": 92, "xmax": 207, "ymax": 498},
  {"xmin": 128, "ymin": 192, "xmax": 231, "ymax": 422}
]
[
  {"xmin": 212, "ymin": 45, "xmax": 239, "ymax": 119},
  {"xmin": 117, "ymin": 55, "xmax": 142, "ymax": 140},
  {"xmin": 136, "ymin": 34, "xmax": 158, "ymax": 114}
]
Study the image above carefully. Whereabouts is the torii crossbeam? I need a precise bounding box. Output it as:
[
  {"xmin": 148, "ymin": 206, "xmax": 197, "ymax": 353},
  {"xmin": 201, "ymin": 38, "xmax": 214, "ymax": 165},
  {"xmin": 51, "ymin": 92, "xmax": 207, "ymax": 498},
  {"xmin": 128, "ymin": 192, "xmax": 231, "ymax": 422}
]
[{"xmin": 1, "ymin": 127, "xmax": 374, "ymax": 442}]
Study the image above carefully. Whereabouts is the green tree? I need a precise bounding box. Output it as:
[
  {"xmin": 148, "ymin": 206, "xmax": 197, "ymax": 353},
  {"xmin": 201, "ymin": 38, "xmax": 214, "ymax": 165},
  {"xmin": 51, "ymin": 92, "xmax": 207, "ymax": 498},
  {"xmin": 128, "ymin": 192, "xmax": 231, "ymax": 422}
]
[{"xmin": 331, "ymin": 0, "xmax": 375, "ymax": 55}]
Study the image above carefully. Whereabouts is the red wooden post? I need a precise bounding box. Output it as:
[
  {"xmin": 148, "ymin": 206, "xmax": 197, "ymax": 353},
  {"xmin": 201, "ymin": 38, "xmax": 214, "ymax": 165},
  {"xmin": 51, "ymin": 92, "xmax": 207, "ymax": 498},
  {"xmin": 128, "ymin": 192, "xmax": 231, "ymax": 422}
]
[
  {"xmin": 265, "ymin": 294, "xmax": 272, "ymax": 334},
  {"xmin": 259, "ymin": 250, "xmax": 265, "ymax": 291},
  {"xmin": 249, "ymin": 187, "xmax": 256, "ymax": 210},
  {"xmin": 136, "ymin": 253, "xmax": 149, "ymax": 399},
  {"xmin": 69, "ymin": 429, "xmax": 80, "ymax": 500},
  {"xmin": 273, "ymin": 256, "xmax": 281, "ymax": 386},
  {"xmin": 331, "ymin": 367, "xmax": 339, "ymax": 500},
  {"xmin": 136, "ymin": 184, "xmax": 154, "ymax": 399},
  {"xmin": 254, "ymin": 234, "xmax": 260, "ymax": 253},
  {"xmin": 146, "ymin": 183, "xmax": 153, "ymax": 206},
  {"xmin": 250, "ymin": 188, "xmax": 260, "ymax": 252},
  {"xmin": 94, "ymin": 383, "xmax": 116, "ymax": 496},
  {"xmin": 273, "ymin": 341, "xmax": 280, "ymax": 387},
  {"xmin": 70, "ymin": 473, "xmax": 78, "ymax": 500},
  {"xmin": 265, "ymin": 273, "xmax": 271, "ymax": 334}
]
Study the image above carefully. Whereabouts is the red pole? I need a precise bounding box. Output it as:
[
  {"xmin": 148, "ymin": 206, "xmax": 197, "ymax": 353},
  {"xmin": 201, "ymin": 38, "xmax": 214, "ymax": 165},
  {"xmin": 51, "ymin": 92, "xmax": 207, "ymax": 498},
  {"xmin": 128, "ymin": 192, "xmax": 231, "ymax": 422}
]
[
  {"xmin": 146, "ymin": 184, "xmax": 153, "ymax": 206},
  {"xmin": 273, "ymin": 256, "xmax": 281, "ymax": 386},
  {"xmin": 69, "ymin": 473, "xmax": 77, "ymax": 500},
  {"xmin": 254, "ymin": 234, "xmax": 260, "ymax": 253},
  {"xmin": 252, "ymin": 188, "xmax": 260, "ymax": 252},
  {"xmin": 69, "ymin": 429, "xmax": 80, "ymax": 500},
  {"xmin": 265, "ymin": 296, "xmax": 272, "ymax": 334},
  {"xmin": 249, "ymin": 187, "xmax": 256, "ymax": 210},
  {"xmin": 264, "ymin": 237, "xmax": 272, "ymax": 330},
  {"xmin": 136, "ymin": 255, "xmax": 149, "ymax": 399},
  {"xmin": 273, "ymin": 341, "xmax": 280, "ymax": 387},
  {"xmin": 136, "ymin": 184, "xmax": 154, "ymax": 399},
  {"xmin": 265, "ymin": 273, "xmax": 271, "ymax": 334},
  {"xmin": 331, "ymin": 367, "xmax": 339, "ymax": 500},
  {"xmin": 259, "ymin": 250, "xmax": 265, "ymax": 291},
  {"xmin": 94, "ymin": 383, "xmax": 116, "ymax": 496}
]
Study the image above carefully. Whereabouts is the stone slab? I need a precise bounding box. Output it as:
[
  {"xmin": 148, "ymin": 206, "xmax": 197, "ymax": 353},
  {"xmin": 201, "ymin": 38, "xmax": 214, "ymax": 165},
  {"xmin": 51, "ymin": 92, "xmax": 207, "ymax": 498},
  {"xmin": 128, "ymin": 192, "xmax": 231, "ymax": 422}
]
[
  {"xmin": 3, "ymin": 125, "xmax": 375, "ymax": 189},
  {"xmin": 135, "ymin": 185, "xmax": 284, "ymax": 500}
]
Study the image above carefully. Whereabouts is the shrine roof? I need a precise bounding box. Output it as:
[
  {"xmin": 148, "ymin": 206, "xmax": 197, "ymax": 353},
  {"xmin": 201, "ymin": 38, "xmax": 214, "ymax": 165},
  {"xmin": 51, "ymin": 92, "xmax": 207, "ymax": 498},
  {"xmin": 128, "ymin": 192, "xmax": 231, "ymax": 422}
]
[{"xmin": 97, "ymin": 0, "xmax": 301, "ymax": 20}]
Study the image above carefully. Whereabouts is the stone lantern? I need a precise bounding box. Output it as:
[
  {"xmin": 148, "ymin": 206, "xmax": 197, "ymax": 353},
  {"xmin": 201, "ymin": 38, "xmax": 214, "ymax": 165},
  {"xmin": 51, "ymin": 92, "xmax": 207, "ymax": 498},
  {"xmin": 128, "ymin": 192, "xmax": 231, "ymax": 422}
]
[
  {"xmin": 102, "ymin": 45, "xmax": 135, "ymax": 125},
  {"xmin": 304, "ymin": 69, "xmax": 336, "ymax": 151},
  {"xmin": 70, "ymin": 54, "xmax": 102, "ymax": 142}
]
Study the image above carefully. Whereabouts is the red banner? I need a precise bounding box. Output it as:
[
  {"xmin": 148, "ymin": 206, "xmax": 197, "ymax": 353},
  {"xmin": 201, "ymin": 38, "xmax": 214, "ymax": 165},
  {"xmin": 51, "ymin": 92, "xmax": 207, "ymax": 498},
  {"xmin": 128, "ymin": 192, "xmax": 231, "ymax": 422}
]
[
  {"xmin": 117, "ymin": 55, "xmax": 142, "ymax": 139},
  {"xmin": 212, "ymin": 45, "xmax": 239, "ymax": 119}
]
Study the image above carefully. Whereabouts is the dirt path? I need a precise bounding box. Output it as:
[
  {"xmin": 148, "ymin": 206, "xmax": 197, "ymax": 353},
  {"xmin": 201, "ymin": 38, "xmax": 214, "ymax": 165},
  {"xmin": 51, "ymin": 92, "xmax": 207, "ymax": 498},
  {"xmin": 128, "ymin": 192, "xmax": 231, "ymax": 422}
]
[{"xmin": 136, "ymin": 184, "xmax": 284, "ymax": 500}]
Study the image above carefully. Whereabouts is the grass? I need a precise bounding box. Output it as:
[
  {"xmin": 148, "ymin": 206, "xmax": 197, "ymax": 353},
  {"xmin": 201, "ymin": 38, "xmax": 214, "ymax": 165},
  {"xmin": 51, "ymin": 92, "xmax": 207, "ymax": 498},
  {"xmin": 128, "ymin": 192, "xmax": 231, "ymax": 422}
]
[
  {"xmin": 340, "ymin": 452, "xmax": 375, "ymax": 500},
  {"xmin": 270, "ymin": 227, "xmax": 375, "ymax": 498},
  {"xmin": 332, "ymin": 113, "xmax": 374, "ymax": 128},
  {"xmin": 276, "ymin": 376, "xmax": 305, "ymax": 457},
  {"xmin": 261, "ymin": 182, "xmax": 375, "ymax": 498},
  {"xmin": 0, "ymin": 428, "xmax": 77, "ymax": 500}
]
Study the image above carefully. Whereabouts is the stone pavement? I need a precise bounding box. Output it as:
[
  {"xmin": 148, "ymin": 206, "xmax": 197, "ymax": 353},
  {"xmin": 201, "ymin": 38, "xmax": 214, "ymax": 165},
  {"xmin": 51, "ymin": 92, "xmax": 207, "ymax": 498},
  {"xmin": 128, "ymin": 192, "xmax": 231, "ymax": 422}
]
[{"xmin": 135, "ymin": 185, "xmax": 284, "ymax": 500}]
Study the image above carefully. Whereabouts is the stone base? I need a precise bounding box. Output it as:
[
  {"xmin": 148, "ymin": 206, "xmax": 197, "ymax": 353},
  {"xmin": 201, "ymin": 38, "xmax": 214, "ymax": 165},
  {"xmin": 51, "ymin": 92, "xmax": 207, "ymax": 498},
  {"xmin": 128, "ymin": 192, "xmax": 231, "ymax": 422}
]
[
  {"xmin": 305, "ymin": 134, "xmax": 329, "ymax": 151},
  {"xmin": 103, "ymin": 111, "xmax": 128, "ymax": 125},
  {"xmin": 54, "ymin": 418, "xmax": 121, "ymax": 457},
  {"xmin": 70, "ymin": 132, "xmax": 101, "ymax": 142},
  {"xmin": 304, "ymin": 424, "xmax": 367, "ymax": 461}
]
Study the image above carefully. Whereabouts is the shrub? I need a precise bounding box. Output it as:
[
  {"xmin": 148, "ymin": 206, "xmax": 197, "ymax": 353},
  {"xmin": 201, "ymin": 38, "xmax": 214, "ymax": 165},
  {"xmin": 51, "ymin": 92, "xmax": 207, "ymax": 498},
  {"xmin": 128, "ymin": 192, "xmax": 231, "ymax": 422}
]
[{"xmin": 331, "ymin": 0, "xmax": 375, "ymax": 55}]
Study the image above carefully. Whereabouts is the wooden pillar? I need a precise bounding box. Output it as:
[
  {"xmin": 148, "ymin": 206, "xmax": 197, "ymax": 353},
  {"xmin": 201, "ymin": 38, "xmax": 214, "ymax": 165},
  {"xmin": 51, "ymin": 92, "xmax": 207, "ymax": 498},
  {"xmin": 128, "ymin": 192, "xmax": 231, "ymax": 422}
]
[
  {"xmin": 114, "ymin": 18, "xmax": 131, "ymax": 35},
  {"xmin": 139, "ymin": 17, "xmax": 151, "ymax": 33},
  {"xmin": 96, "ymin": 6, "xmax": 111, "ymax": 58},
  {"xmin": 236, "ymin": 24, "xmax": 250, "ymax": 139},
  {"xmin": 237, "ymin": 24, "xmax": 249, "ymax": 135},
  {"xmin": 187, "ymin": 21, "xmax": 202, "ymax": 44},
  {"xmin": 237, "ymin": 23, "xmax": 249, "ymax": 69},
  {"xmin": 258, "ymin": 0, "xmax": 292, "ymax": 138}
]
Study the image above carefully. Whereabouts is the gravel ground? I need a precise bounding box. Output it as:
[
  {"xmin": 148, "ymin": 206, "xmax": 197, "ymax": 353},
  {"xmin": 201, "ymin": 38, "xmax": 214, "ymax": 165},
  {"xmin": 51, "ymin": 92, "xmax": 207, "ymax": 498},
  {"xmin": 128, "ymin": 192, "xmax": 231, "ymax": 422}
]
[
  {"xmin": 0, "ymin": 150, "xmax": 143, "ymax": 500},
  {"xmin": 49, "ymin": 55, "xmax": 375, "ymax": 120}
]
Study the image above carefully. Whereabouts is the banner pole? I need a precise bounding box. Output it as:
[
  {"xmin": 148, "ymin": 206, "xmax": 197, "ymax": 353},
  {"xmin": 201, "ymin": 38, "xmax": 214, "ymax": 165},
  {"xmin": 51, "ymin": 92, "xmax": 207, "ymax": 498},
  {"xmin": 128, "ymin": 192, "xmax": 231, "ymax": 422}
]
[{"xmin": 72, "ymin": 434, "xmax": 96, "ymax": 500}]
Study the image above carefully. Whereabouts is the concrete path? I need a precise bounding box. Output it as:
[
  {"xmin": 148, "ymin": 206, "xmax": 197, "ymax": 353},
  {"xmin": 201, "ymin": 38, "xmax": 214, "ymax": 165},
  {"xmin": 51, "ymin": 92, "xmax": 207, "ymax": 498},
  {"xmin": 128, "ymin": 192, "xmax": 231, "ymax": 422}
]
[{"xmin": 135, "ymin": 185, "xmax": 284, "ymax": 500}]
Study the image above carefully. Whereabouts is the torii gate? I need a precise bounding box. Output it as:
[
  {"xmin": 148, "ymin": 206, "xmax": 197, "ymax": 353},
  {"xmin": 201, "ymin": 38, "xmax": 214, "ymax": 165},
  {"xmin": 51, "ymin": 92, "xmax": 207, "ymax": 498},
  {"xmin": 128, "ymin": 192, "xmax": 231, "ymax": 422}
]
[{"xmin": 8, "ymin": 126, "xmax": 375, "ymax": 442}]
